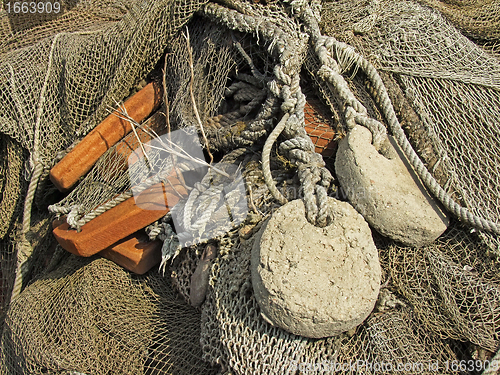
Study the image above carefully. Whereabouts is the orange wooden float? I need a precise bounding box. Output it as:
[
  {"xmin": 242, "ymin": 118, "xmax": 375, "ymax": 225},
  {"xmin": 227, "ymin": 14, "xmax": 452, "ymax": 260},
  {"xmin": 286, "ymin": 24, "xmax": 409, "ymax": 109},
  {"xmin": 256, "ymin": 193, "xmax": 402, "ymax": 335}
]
[
  {"xmin": 50, "ymin": 80, "xmax": 163, "ymax": 192},
  {"xmin": 52, "ymin": 219, "xmax": 162, "ymax": 274},
  {"xmin": 100, "ymin": 232, "xmax": 162, "ymax": 275},
  {"xmin": 52, "ymin": 172, "xmax": 186, "ymax": 257}
]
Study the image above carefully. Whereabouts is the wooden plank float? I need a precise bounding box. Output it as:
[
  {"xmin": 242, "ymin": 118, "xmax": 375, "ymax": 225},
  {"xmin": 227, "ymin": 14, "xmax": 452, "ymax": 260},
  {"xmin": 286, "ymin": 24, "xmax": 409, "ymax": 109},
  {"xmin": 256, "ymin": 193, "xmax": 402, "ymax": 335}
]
[
  {"xmin": 52, "ymin": 172, "xmax": 186, "ymax": 257},
  {"xmin": 50, "ymin": 80, "xmax": 163, "ymax": 192},
  {"xmin": 100, "ymin": 233, "xmax": 162, "ymax": 275},
  {"xmin": 52, "ymin": 218, "xmax": 162, "ymax": 274}
]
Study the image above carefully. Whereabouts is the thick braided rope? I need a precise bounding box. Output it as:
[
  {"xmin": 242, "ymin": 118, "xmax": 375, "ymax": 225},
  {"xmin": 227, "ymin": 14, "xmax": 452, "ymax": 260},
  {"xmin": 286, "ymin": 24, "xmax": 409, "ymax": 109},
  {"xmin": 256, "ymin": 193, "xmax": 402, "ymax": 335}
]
[
  {"xmin": 356, "ymin": 51, "xmax": 500, "ymax": 234},
  {"xmin": 166, "ymin": 154, "xmax": 248, "ymax": 255},
  {"xmin": 183, "ymin": 185, "xmax": 202, "ymax": 232},
  {"xmin": 202, "ymin": 3, "xmax": 293, "ymax": 53},
  {"xmin": 240, "ymin": 95, "xmax": 280, "ymax": 142},
  {"xmin": 146, "ymin": 221, "xmax": 163, "ymax": 240},
  {"xmin": 287, "ymin": 0, "xmax": 387, "ymax": 151},
  {"xmin": 206, "ymin": 79, "xmax": 270, "ymax": 151},
  {"xmin": 291, "ymin": 0, "xmax": 500, "ymax": 235},
  {"xmin": 184, "ymin": 182, "xmax": 225, "ymax": 233}
]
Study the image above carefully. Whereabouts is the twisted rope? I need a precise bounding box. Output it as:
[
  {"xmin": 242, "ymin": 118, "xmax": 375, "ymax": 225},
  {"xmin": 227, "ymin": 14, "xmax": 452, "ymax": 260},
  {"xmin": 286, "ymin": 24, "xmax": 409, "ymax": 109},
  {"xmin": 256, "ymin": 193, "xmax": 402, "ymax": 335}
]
[
  {"xmin": 202, "ymin": 2, "xmax": 335, "ymax": 227},
  {"xmin": 262, "ymin": 113, "xmax": 290, "ymax": 205},
  {"xmin": 158, "ymin": 222, "xmax": 181, "ymax": 274},
  {"xmin": 10, "ymin": 162, "xmax": 44, "ymax": 302},
  {"xmin": 357, "ymin": 50, "xmax": 500, "ymax": 234}
]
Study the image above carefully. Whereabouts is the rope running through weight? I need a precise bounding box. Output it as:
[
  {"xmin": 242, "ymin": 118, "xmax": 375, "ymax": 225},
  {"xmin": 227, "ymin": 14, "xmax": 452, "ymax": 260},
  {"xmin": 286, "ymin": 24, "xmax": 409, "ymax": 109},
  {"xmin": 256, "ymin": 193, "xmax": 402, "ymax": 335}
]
[{"xmin": 289, "ymin": 0, "xmax": 500, "ymax": 235}]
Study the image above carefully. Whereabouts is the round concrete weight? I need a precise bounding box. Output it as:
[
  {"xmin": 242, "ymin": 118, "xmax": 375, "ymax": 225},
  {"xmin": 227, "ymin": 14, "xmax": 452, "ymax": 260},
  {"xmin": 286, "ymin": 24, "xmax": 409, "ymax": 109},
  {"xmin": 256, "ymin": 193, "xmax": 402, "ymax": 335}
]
[
  {"xmin": 335, "ymin": 125, "xmax": 449, "ymax": 247},
  {"xmin": 251, "ymin": 198, "xmax": 381, "ymax": 339}
]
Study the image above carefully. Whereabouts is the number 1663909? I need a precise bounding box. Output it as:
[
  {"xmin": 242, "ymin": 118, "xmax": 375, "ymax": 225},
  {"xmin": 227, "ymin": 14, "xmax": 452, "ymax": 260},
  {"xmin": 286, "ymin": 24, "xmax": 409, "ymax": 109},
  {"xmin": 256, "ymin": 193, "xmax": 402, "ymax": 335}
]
[{"xmin": 5, "ymin": 2, "xmax": 61, "ymax": 14}]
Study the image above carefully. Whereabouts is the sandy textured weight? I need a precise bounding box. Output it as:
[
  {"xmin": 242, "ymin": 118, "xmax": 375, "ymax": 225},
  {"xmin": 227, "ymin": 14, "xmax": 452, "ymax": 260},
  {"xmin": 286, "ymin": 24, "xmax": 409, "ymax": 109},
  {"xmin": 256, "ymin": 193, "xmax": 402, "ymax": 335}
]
[
  {"xmin": 251, "ymin": 198, "xmax": 381, "ymax": 339},
  {"xmin": 335, "ymin": 126, "xmax": 449, "ymax": 247}
]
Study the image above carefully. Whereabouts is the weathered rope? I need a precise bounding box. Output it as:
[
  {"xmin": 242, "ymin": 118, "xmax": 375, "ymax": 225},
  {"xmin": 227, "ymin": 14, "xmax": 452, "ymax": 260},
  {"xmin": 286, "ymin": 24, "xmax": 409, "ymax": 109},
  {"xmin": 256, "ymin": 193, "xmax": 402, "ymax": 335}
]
[
  {"xmin": 357, "ymin": 50, "xmax": 500, "ymax": 234},
  {"xmin": 202, "ymin": 1, "xmax": 335, "ymax": 227},
  {"xmin": 10, "ymin": 35, "xmax": 63, "ymax": 301},
  {"xmin": 154, "ymin": 150, "xmax": 251, "ymax": 267},
  {"xmin": 158, "ymin": 222, "xmax": 181, "ymax": 274},
  {"xmin": 262, "ymin": 113, "xmax": 290, "ymax": 205}
]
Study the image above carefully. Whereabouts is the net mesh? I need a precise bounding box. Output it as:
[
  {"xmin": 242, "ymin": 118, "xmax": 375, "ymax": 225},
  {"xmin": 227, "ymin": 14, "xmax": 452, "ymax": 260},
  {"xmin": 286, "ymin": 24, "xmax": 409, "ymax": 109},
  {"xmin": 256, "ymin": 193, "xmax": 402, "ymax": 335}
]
[
  {"xmin": 0, "ymin": 255, "xmax": 218, "ymax": 374},
  {"xmin": 318, "ymin": 0, "xmax": 500, "ymax": 361},
  {"xmin": 0, "ymin": 0, "xmax": 206, "ymax": 163},
  {"xmin": 386, "ymin": 224, "xmax": 500, "ymax": 353},
  {"xmin": 418, "ymin": 0, "xmax": 500, "ymax": 52},
  {"xmin": 1, "ymin": 0, "xmax": 500, "ymax": 373},
  {"xmin": 0, "ymin": 136, "xmax": 28, "ymax": 240}
]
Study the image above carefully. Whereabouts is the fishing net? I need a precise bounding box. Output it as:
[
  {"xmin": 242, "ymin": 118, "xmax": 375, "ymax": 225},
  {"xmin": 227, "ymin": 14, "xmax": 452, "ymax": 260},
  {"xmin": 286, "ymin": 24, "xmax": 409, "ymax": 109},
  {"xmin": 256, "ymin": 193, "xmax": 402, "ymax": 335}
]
[
  {"xmin": 47, "ymin": 18, "xmax": 240, "ymax": 231},
  {"xmin": 418, "ymin": 0, "xmax": 500, "ymax": 53},
  {"xmin": 0, "ymin": 255, "xmax": 218, "ymax": 374},
  {"xmin": 0, "ymin": 0, "xmax": 209, "ymax": 307},
  {"xmin": 318, "ymin": 0, "xmax": 500, "ymax": 367},
  {"xmin": 2, "ymin": 0, "xmax": 500, "ymax": 374},
  {"xmin": 386, "ymin": 223, "xmax": 500, "ymax": 353},
  {"xmin": 0, "ymin": 136, "xmax": 28, "ymax": 240},
  {"xmin": 0, "ymin": 0, "xmax": 225, "ymax": 373}
]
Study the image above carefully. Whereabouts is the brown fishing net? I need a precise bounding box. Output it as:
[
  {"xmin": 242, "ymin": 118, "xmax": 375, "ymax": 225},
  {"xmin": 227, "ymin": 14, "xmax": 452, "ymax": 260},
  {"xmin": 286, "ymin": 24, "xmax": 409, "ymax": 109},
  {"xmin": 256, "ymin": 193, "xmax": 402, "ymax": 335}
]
[
  {"xmin": 47, "ymin": 18, "xmax": 240, "ymax": 229},
  {"xmin": 1, "ymin": 255, "xmax": 218, "ymax": 374},
  {"xmin": 2, "ymin": 0, "xmax": 500, "ymax": 374},
  {"xmin": 386, "ymin": 224, "xmax": 500, "ymax": 353},
  {"xmin": 0, "ymin": 136, "xmax": 28, "ymax": 240},
  {"xmin": 418, "ymin": 0, "xmax": 500, "ymax": 53}
]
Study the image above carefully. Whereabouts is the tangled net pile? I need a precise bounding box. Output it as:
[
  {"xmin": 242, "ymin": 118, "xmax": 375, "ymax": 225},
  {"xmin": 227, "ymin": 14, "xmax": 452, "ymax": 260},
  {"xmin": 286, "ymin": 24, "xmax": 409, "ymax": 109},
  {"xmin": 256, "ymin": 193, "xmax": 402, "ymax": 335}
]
[{"xmin": 1, "ymin": 0, "xmax": 500, "ymax": 374}]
